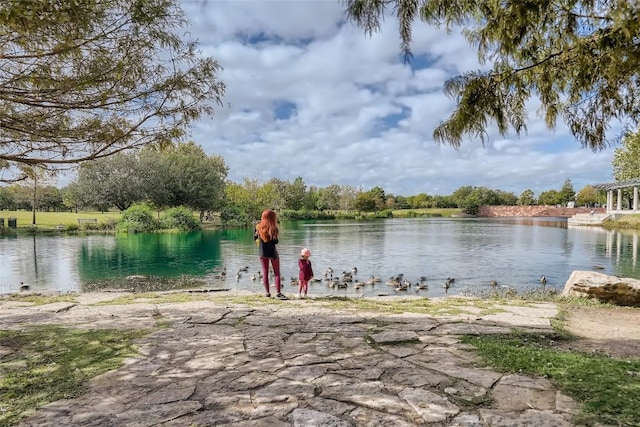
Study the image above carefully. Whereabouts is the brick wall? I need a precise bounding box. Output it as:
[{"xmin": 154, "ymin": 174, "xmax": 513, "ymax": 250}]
[{"xmin": 477, "ymin": 206, "xmax": 605, "ymax": 217}]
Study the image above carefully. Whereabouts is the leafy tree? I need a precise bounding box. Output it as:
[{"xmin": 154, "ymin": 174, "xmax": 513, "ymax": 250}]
[
  {"xmin": 0, "ymin": 0, "xmax": 225, "ymax": 182},
  {"xmin": 517, "ymin": 189, "xmax": 536, "ymax": 206},
  {"xmin": 538, "ymin": 189, "xmax": 562, "ymax": 206},
  {"xmin": 163, "ymin": 142, "xmax": 228, "ymax": 215},
  {"xmin": 266, "ymin": 178, "xmax": 289, "ymax": 209},
  {"xmin": 612, "ymin": 131, "xmax": 640, "ymax": 182},
  {"xmin": 345, "ymin": 1, "xmax": 640, "ymax": 150},
  {"xmin": 407, "ymin": 193, "xmax": 431, "ymax": 209},
  {"xmin": 451, "ymin": 186, "xmax": 474, "ymax": 208},
  {"xmin": 285, "ymin": 177, "xmax": 307, "ymax": 210},
  {"xmin": 0, "ymin": 186, "xmax": 14, "ymax": 210},
  {"xmin": 576, "ymin": 185, "xmax": 600, "ymax": 207},
  {"xmin": 224, "ymin": 177, "xmax": 284, "ymax": 222},
  {"xmin": 137, "ymin": 149, "xmax": 173, "ymax": 213},
  {"xmin": 495, "ymin": 190, "xmax": 517, "ymax": 206},
  {"xmin": 75, "ymin": 153, "xmax": 145, "ymax": 211},
  {"xmin": 61, "ymin": 182, "xmax": 84, "ymax": 213},
  {"xmin": 369, "ymin": 186, "xmax": 386, "ymax": 211},
  {"xmin": 21, "ymin": 166, "xmax": 57, "ymax": 224},
  {"xmin": 302, "ymin": 186, "xmax": 319, "ymax": 210},
  {"xmin": 559, "ymin": 178, "xmax": 576, "ymax": 206},
  {"xmin": 317, "ymin": 185, "xmax": 341, "ymax": 211},
  {"xmin": 392, "ymin": 195, "xmax": 410, "ymax": 209},
  {"xmin": 338, "ymin": 185, "xmax": 358, "ymax": 210},
  {"xmin": 38, "ymin": 186, "xmax": 64, "ymax": 212},
  {"xmin": 430, "ymin": 194, "xmax": 456, "ymax": 208},
  {"xmin": 461, "ymin": 186, "xmax": 501, "ymax": 214},
  {"xmin": 354, "ymin": 192, "xmax": 377, "ymax": 212}
]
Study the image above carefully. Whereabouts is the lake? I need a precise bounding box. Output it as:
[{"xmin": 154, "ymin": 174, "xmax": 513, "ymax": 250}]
[{"xmin": 1, "ymin": 217, "xmax": 639, "ymax": 298}]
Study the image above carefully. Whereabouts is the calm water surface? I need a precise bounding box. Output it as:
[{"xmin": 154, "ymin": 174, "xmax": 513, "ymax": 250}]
[{"xmin": 1, "ymin": 218, "xmax": 639, "ymax": 297}]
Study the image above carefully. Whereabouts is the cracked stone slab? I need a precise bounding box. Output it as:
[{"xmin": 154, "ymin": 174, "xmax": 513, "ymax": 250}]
[
  {"xmin": 115, "ymin": 400, "xmax": 202, "ymax": 426},
  {"xmin": 423, "ymin": 364, "xmax": 502, "ymax": 389},
  {"xmin": 492, "ymin": 380, "xmax": 557, "ymax": 411},
  {"xmin": 321, "ymin": 381, "xmax": 411, "ymax": 416},
  {"xmin": 389, "ymin": 368, "xmax": 451, "ymax": 388},
  {"xmin": 348, "ymin": 406, "xmax": 419, "ymax": 426},
  {"xmin": 136, "ymin": 379, "xmax": 197, "ymax": 405},
  {"xmin": 399, "ymin": 387, "xmax": 460, "ymax": 422},
  {"xmin": 369, "ymin": 330, "xmax": 419, "ymax": 344},
  {"xmin": 290, "ymin": 408, "xmax": 353, "ymax": 427},
  {"xmin": 479, "ymin": 408, "xmax": 573, "ymax": 426},
  {"xmin": 228, "ymin": 370, "xmax": 278, "ymax": 391},
  {"xmin": 253, "ymin": 378, "xmax": 317, "ymax": 403},
  {"xmin": 449, "ymin": 413, "xmax": 484, "ymax": 426},
  {"xmin": 498, "ymin": 373, "xmax": 554, "ymax": 390}
]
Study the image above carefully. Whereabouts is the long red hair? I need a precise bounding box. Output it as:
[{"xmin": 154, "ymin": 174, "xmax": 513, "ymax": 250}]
[{"xmin": 257, "ymin": 209, "xmax": 278, "ymax": 241}]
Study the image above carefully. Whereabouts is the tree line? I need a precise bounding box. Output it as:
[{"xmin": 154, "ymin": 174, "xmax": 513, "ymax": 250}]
[{"xmin": 0, "ymin": 141, "xmax": 612, "ymax": 228}]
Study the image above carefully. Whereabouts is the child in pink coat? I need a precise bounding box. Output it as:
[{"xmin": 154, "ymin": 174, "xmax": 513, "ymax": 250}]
[{"xmin": 297, "ymin": 248, "xmax": 314, "ymax": 298}]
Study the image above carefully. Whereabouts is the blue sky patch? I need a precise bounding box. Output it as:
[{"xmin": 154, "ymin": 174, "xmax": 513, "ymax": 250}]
[
  {"xmin": 370, "ymin": 105, "xmax": 411, "ymax": 136},
  {"xmin": 273, "ymin": 100, "xmax": 297, "ymax": 120}
]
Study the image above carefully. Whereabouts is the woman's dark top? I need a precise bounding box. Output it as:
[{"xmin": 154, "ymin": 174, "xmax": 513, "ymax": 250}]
[{"xmin": 254, "ymin": 229, "xmax": 279, "ymax": 258}]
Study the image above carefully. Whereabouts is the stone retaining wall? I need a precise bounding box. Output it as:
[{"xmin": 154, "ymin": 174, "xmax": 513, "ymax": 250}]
[{"xmin": 477, "ymin": 205, "xmax": 604, "ymax": 217}]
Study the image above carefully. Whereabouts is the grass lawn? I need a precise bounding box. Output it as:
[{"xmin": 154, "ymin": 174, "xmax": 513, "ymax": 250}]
[
  {"xmin": 0, "ymin": 210, "xmax": 121, "ymax": 229},
  {"xmin": 0, "ymin": 325, "xmax": 148, "ymax": 427},
  {"xmin": 462, "ymin": 332, "xmax": 640, "ymax": 426},
  {"xmin": 392, "ymin": 208, "xmax": 461, "ymax": 218}
]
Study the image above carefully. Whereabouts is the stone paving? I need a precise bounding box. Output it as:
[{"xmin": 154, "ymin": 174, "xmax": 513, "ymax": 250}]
[{"xmin": 1, "ymin": 293, "xmax": 579, "ymax": 426}]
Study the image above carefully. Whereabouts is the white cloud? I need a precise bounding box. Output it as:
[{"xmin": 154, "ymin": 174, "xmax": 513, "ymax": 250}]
[{"xmin": 182, "ymin": 0, "xmax": 615, "ymax": 197}]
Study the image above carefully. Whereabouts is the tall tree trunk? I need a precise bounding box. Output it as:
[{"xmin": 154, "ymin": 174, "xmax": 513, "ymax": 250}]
[{"xmin": 32, "ymin": 177, "xmax": 37, "ymax": 225}]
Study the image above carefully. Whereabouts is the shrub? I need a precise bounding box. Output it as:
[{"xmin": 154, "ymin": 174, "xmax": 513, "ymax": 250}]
[
  {"xmin": 374, "ymin": 209, "xmax": 393, "ymax": 218},
  {"xmin": 97, "ymin": 218, "xmax": 118, "ymax": 231},
  {"xmin": 279, "ymin": 209, "xmax": 336, "ymax": 220},
  {"xmin": 220, "ymin": 206, "xmax": 252, "ymax": 228},
  {"xmin": 117, "ymin": 203, "xmax": 159, "ymax": 233},
  {"xmin": 161, "ymin": 207, "xmax": 201, "ymax": 231}
]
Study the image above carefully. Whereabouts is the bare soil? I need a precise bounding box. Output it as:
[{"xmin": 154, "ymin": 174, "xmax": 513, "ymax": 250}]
[{"xmin": 560, "ymin": 305, "xmax": 640, "ymax": 359}]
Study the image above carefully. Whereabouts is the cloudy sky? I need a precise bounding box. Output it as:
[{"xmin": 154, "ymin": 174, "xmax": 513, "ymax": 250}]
[{"xmin": 181, "ymin": 0, "xmax": 616, "ymax": 198}]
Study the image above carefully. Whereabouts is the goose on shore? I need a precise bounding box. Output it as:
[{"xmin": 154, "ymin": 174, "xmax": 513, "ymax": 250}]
[
  {"xmin": 213, "ymin": 267, "xmax": 227, "ymax": 279},
  {"xmin": 19, "ymin": 282, "xmax": 30, "ymax": 291}
]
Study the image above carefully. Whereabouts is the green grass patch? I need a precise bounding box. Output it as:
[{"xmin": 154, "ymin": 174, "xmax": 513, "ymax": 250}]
[
  {"xmin": 92, "ymin": 291, "xmax": 270, "ymax": 306},
  {"xmin": 0, "ymin": 325, "xmax": 148, "ymax": 427},
  {"xmin": 313, "ymin": 296, "xmax": 502, "ymax": 316},
  {"xmin": 461, "ymin": 332, "xmax": 640, "ymax": 426},
  {"xmin": 391, "ymin": 208, "xmax": 461, "ymax": 218},
  {"xmin": 0, "ymin": 210, "xmax": 121, "ymax": 229},
  {"xmin": 602, "ymin": 214, "xmax": 640, "ymax": 230},
  {"xmin": 4, "ymin": 293, "xmax": 77, "ymax": 305}
]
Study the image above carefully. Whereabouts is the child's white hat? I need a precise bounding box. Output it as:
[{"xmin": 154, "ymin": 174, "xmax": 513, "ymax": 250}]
[{"xmin": 300, "ymin": 248, "xmax": 311, "ymax": 257}]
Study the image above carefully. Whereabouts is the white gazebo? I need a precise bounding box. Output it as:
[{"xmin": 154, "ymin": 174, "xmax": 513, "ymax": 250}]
[{"xmin": 593, "ymin": 178, "xmax": 640, "ymax": 214}]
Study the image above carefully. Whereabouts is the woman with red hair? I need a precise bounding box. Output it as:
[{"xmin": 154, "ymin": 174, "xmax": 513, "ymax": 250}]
[{"xmin": 254, "ymin": 209, "xmax": 287, "ymax": 299}]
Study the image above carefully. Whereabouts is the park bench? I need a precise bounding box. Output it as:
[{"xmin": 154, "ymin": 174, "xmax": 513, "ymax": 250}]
[{"xmin": 77, "ymin": 218, "xmax": 98, "ymax": 226}]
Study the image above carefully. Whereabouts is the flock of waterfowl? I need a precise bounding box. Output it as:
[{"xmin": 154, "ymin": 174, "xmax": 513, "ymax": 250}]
[
  {"xmin": 9, "ymin": 264, "xmax": 605, "ymax": 294},
  {"xmin": 211, "ymin": 264, "xmax": 552, "ymax": 295}
]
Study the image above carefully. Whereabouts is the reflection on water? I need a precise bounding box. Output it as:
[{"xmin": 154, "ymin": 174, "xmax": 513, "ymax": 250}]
[{"xmin": 1, "ymin": 218, "xmax": 638, "ymax": 297}]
